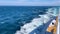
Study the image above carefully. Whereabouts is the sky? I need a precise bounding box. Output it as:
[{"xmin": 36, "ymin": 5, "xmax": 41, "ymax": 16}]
[{"xmin": 0, "ymin": 0, "xmax": 60, "ymax": 6}]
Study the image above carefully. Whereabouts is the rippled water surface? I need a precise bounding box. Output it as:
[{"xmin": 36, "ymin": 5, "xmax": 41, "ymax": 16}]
[{"xmin": 0, "ymin": 6, "xmax": 53, "ymax": 34}]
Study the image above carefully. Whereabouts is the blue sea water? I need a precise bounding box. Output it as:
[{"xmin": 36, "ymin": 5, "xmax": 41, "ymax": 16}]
[{"xmin": 0, "ymin": 6, "xmax": 55, "ymax": 34}]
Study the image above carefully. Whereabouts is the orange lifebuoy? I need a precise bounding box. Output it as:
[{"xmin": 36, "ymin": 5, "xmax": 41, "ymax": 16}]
[{"xmin": 46, "ymin": 16, "xmax": 58, "ymax": 34}]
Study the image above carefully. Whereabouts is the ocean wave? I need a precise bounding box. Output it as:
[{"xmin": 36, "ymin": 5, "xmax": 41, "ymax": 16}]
[{"xmin": 0, "ymin": 6, "xmax": 58, "ymax": 34}]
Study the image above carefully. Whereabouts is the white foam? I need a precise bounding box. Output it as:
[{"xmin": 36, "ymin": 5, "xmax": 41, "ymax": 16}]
[
  {"xmin": 15, "ymin": 14, "xmax": 52, "ymax": 34},
  {"xmin": 15, "ymin": 8, "xmax": 58, "ymax": 34},
  {"xmin": 15, "ymin": 16, "xmax": 44, "ymax": 34}
]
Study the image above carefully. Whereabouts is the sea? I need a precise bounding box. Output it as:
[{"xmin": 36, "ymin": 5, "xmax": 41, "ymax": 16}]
[{"xmin": 0, "ymin": 6, "xmax": 58, "ymax": 34}]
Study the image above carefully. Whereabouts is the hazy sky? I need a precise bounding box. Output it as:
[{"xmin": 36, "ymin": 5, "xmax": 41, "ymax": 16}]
[{"xmin": 0, "ymin": 0, "xmax": 60, "ymax": 6}]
